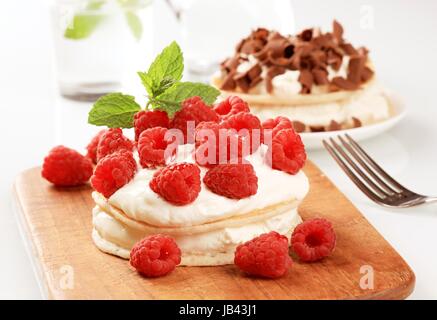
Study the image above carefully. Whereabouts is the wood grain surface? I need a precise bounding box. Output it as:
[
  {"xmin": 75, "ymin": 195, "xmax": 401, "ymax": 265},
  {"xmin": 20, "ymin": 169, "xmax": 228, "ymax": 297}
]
[{"xmin": 13, "ymin": 162, "xmax": 415, "ymax": 300}]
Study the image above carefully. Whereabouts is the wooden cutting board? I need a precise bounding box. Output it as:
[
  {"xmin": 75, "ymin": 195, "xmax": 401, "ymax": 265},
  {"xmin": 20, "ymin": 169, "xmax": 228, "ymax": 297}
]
[{"xmin": 13, "ymin": 161, "xmax": 415, "ymax": 300}]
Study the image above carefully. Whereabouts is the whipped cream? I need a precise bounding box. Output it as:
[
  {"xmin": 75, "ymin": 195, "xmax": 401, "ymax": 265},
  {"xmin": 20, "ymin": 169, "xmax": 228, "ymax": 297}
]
[{"xmin": 109, "ymin": 144, "xmax": 309, "ymax": 227}]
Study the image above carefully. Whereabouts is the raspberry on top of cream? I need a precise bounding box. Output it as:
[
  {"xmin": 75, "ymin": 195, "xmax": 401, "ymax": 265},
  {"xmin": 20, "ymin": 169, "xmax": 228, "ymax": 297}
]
[{"xmin": 218, "ymin": 20, "xmax": 374, "ymax": 95}]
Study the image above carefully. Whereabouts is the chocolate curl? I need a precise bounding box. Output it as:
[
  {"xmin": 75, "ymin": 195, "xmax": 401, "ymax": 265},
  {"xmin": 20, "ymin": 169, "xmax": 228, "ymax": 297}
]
[
  {"xmin": 221, "ymin": 57, "xmax": 240, "ymax": 73},
  {"xmin": 352, "ymin": 117, "xmax": 362, "ymax": 128},
  {"xmin": 340, "ymin": 43, "xmax": 358, "ymax": 56},
  {"xmin": 220, "ymin": 71, "xmax": 237, "ymax": 91},
  {"xmin": 253, "ymin": 28, "xmax": 270, "ymax": 41},
  {"xmin": 333, "ymin": 20, "xmax": 344, "ymax": 43},
  {"xmin": 328, "ymin": 120, "xmax": 342, "ymax": 131},
  {"xmin": 234, "ymin": 73, "xmax": 251, "ymax": 93},
  {"xmin": 265, "ymin": 66, "xmax": 286, "ymax": 93},
  {"xmin": 361, "ymin": 66, "xmax": 374, "ymax": 82},
  {"xmin": 330, "ymin": 76, "xmax": 359, "ymax": 91},
  {"xmin": 312, "ymin": 68, "xmax": 329, "ymax": 85},
  {"xmin": 347, "ymin": 55, "xmax": 365, "ymax": 84},
  {"xmin": 299, "ymin": 28, "xmax": 313, "ymax": 42},
  {"xmin": 310, "ymin": 126, "xmax": 326, "ymax": 132},
  {"xmin": 327, "ymin": 49, "xmax": 343, "ymax": 71},
  {"xmin": 292, "ymin": 121, "xmax": 306, "ymax": 133},
  {"xmin": 299, "ymin": 69, "xmax": 314, "ymax": 94},
  {"xmin": 233, "ymin": 63, "xmax": 262, "ymax": 93}
]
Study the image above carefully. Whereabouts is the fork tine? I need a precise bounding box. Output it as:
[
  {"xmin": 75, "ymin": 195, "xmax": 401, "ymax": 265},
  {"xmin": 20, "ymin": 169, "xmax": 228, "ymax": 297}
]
[
  {"xmin": 328, "ymin": 138, "xmax": 390, "ymax": 197},
  {"xmin": 338, "ymin": 136, "xmax": 398, "ymax": 195},
  {"xmin": 323, "ymin": 140, "xmax": 384, "ymax": 204},
  {"xmin": 345, "ymin": 134, "xmax": 411, "ymax": 192}
]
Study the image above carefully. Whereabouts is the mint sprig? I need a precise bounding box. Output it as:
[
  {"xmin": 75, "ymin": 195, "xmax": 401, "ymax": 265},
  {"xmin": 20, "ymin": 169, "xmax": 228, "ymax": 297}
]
[
  {"xmin": 138, "ymin": 41, "xmax": 184, "ymax": 96},
  {"xmin": 88, "ymin": 41, "xmax": 220, "ymax": 128}
]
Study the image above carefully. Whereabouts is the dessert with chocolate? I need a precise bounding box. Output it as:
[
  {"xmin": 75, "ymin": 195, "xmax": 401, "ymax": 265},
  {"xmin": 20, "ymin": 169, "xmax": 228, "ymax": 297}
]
[{"xmin": 212, "ymin": 21, "xmax": 393, "ymax": 133}]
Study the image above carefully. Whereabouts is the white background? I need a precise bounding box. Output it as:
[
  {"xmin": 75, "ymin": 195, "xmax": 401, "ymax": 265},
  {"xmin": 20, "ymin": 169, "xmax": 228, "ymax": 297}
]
[{"xmin": 0, "ymin": 0, "xmax": 436, "ymax": 299}]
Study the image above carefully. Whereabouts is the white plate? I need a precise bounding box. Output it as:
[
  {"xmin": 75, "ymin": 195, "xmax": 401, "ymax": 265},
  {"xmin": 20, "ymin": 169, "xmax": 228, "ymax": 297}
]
[{"xmin": 301, "ymin": 92, "xmax": 407, "ymax": 150}]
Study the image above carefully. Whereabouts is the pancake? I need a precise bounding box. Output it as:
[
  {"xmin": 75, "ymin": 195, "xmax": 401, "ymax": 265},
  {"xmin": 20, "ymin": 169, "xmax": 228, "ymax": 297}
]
[{"xmin": 92, "ymin": 204, "xmax": 302, "ymax": 266}]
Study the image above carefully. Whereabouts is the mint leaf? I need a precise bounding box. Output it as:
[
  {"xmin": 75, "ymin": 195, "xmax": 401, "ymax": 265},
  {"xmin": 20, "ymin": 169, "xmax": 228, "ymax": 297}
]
[
  {"xmin": 137, "ymin": 71, "xmax": 154, "ymax": 96},
  {"xmin": 151, "ymin": 82, "xmax": 220, "ymax": 116},
  {"xmin": 88, "ymin": 93, "xmax": 141, "ymax": 128},
  {"xmin": 64, "ymin": 1, "xmax": 106, "ymax": 40},
  {"xmin": 125, "ymin": 12, "xmax": 142, "ymax": 41},
  {"xmin": 140, "ymin": 41, "xmax": 184, "ymax": 96}
]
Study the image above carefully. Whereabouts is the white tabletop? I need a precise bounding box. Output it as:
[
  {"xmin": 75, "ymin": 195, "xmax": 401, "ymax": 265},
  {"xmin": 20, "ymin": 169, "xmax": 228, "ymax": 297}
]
[{"xmin": 1, "ymin": 0, "xmax": 436, "ymax": 299}]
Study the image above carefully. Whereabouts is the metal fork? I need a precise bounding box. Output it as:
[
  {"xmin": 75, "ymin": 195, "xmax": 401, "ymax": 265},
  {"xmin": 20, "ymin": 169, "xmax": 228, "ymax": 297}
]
[{"xmin": 323, "ymin": 134, "xmax": 437, "ymax": 208}]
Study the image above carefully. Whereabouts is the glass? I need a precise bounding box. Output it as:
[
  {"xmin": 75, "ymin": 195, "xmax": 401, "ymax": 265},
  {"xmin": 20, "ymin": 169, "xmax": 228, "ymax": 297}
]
[
  {"xmin": 166, "ymin": 0, "xmax": 295, "ymax": 75},
  {"xmin": 50, "ymin": 0, "xmax": 153, "ymax": 101}
]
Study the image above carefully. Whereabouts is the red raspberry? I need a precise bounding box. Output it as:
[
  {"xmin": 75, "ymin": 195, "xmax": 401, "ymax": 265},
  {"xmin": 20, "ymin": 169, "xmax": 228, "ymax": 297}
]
[
  {"xmin": 203, "ymin": 163, "xmax": 258, "ymax": 199},
  {"xmin": 130, "ymin": 234, "xmax": 181, "ymax": 277},
  {"xmin": 91, "ymin": 150, "xmax": 137, "ymax": 198},
  {"xmin": 194, "ymin": 122, "xmax": 245, "ymax": 166},
  {"xmin": 266, "ymin": 128, "xmax": 306, "ymax": 175},
  {"xmin": 150, "ymin": 163, "xmax": 201, "ymax": 205},
  {"xmin": 214, "ymin": 96, "xmax": 250, "ymax": 119},
  {"xmin": 291, "ymin": 218, "xmax": 336, "ymax": 262},
  {"xmin": 86, "ymin": 129, "xmax": 107, "ymax": 164},
  {"xmin": 234, "ymin": 231, "xmax": 292, "ymax": 278},
  {"xmin": 171, "ymin": 96, "xmax": 219, "ymax": 143},
  {"xmin": 96, "ymin": 128, "xmax": 134, "ymax": 162},
  {"xmin": 221, "ymin": 112, "xmax": 262, "ymax": 153},
  {"xmin": 262, "ymin": 116, "xmax": 293, "ymax": 143},
  {"xmin": 42, "ymin": 146, "xmax": 93, "ymax": 187},
  {"xmin": 138, "ymin": 127, "xmax": 176, "ymax": 168},
  {"xmin": 134, "ymin": 110, "xmax": 170, "ymax": 141}
]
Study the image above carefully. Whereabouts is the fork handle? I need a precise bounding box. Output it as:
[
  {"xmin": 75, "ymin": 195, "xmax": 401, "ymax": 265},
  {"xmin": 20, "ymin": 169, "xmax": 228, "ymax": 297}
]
[{"xmin": 424, "ymin": 197, "xmax": 437, "ymax": 204}]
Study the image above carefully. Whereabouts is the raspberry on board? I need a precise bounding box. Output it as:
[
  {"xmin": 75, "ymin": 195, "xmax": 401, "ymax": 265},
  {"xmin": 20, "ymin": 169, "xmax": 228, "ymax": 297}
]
[
  {"xmin": 291, "ymin": 218, "xmax": 336, "ymax": 262},
  {"xmin": 266, "ymin": 128, "xmax": 306, "ymax": 175},
  {"xmin": 96, "ymin": 128, "xmax": 134, "ymax": 162},
  {"xmin": 203, "ymin": 163, "xmax": 258, "ymax": 199},
  {"xmin": 149, "ymin": 163, "xmax": 201, "ymax": 205},
  {"xmin": 86, "ymin": 129, "xmax": 107, "ymax": 164},
  {"xmin": 42, "ymin": 145, "xmax": 93, "ymax": 187},
  {"xmin": 134, "ymin": 110, "xmax": 170, "ymax": 141},
  {"xmin": 138, "ymin": 127, "xmax": 176, "ymax": 168},
  {"xmin": 171, "ymin": 96, "xmax": 219, "ymax": 143},
  {"xmin": 130, "ymin": 234, "xmax": 181, "ymax": 277},
  {"xmin": 234, "ymin": 231, "xmax": 292, "ymax": 278},
  {"xmin": 214, "ymin": 96, "xmax": 250, "ymax": 119},
  {"xmin": 91, "ymin": 150, "xmax": 137, "ymax": 198}
]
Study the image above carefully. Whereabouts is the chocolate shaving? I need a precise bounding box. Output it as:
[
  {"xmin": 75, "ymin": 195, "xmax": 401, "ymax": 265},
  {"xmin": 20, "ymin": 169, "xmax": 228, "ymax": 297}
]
[
  {"xmin": 361, "ymin": 66, "xmax": 374, "ymax": 82},
  {"xmin": 330, "ymin": 76, "xmax": 359, "ymax": 91},
  {"xmin": 299, "ymin": 29, "xmax": 313, "ymax": 42},
  {"xmin": 347, "ymin": 55, "xmax": 365, "ymax": 84},
  {"xmin": 292, "ymin": 121, "xmax": 306, "ymax": 133},
  {"xmin": 352, "ymin": 117, "xmax": 362, "ymax": 128},
  {"xmin": 266, "ymin": 66, "xmax": 286, "ymax": 93},
  {"xmin": 312, "ymin": 68, "xmax": 329, "ymax": 85},
  {"xmin": 220, "ymin": 71, "xmax": 237, "ymax": 91},
  {"xmin": 298, "ymin": 69, "xmax": 314, "ymax": 94},
  {"xmin": 340, "ymin": 43, "xmax": 358, "ymax": 56},
  {"xmin": 328, "ymin": 120, "xmax": 342, "ymax": 131},
  {"xmin": 220, "ymin": 20, "xmax": 372, "ymax": 94},
  {"xmin": 310, "ymin": 126, "xmax": 326, "ymax": 132},
  {"xmin": 246, "ymin": 63, "xmax": 262, "ymax": 80},
  {"xmin": 332, "ymin": 20, "xmax": 344, "ymax": 43}
]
